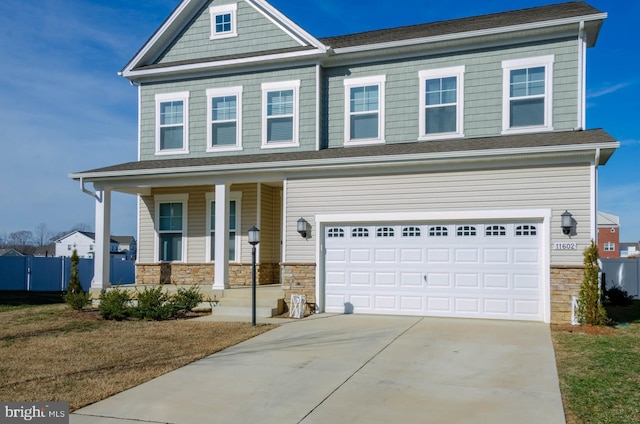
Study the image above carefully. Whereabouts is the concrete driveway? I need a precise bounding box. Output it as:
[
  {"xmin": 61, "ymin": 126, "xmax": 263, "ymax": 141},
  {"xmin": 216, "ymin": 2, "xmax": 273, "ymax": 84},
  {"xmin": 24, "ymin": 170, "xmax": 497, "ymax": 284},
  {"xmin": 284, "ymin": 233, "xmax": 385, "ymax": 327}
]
[{"xmin": 70, "ymin": 314, "xmax": 565, "ymax": 424}]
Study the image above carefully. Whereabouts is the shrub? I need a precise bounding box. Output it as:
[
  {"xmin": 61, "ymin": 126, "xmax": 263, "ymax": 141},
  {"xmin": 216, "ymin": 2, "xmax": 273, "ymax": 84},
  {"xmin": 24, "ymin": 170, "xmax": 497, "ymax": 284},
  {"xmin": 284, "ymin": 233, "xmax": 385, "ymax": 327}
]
[
  {"xmin": 173, "ymin": 286, "xmax": 204, "ymax": 313},
  {"xmin": 63, "ymin": 250, "xmax": 91, "ymax": 310},
  {"xmin": 99, "ymin": 287, "xmax": 132, "ymax": 321},
  {"xmin": 577, "ymin": 240, "xmax": 609, "ymax": 325},
  {"xmin": 606, "ymin": 286, "xmax": 634, "ymax": 307},
  {"xmin": 133, "ymin": 286, "xmax": 173, "ymax": 320}
]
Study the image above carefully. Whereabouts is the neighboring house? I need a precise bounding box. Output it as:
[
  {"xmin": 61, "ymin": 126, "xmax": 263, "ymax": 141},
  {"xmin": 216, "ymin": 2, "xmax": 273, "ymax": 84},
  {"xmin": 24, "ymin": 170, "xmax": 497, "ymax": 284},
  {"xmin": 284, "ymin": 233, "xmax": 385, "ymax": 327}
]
[
  {"xmin": 111, "ymin": 236, "xmax": 137, "ymax": 260},
  {"xmin": 0, "ymin": 248, "xmax": 23, "ymax": 257},
  {"xmin": 33, "ymin": 244, "xmax": 56, "ymax": 257},
  {"xmin": 597, "ymin": 211, "xmax": 620, "ymax": 258},
  {"xmin": 54, "ymin": 231, "xmax": 134, "ymax": 259},
  {"xmin": 620, "ymin": 242, "xmax": 640, "ymax": 258},
  {"xmin": 70, "ymin": 1, "xmax": 618, "ymax": 324}
]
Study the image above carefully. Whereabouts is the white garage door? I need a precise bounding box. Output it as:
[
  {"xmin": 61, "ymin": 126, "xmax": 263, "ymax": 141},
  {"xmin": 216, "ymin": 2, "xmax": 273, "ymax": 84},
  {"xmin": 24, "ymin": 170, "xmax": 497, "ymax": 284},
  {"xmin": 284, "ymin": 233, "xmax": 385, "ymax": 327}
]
[{"xmin": 324, "ymin": 222, "xmax": 544, "ymax": 321}]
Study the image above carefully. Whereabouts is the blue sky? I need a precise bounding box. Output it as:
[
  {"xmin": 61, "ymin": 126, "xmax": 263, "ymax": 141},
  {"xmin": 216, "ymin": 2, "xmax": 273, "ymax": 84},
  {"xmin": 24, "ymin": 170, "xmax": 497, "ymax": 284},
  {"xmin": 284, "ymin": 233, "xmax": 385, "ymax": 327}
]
[{"xmin": 0, "ymin": 0, "xmax": 637, "ymax": 242}]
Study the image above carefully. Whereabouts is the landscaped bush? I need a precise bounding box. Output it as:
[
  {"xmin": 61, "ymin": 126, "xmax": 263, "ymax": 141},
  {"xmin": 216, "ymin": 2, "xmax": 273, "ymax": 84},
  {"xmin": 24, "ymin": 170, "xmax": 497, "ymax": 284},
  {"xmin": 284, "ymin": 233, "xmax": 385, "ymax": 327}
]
[
  {"xmin": 605, "ymin": 286, "xmax": 634, "ymax": 307},
  {"xmin": 63, "ymin": 250, "xmax": 91, "ymax": 310},
  {"xmin": 98, "ymin": 287, "xmax": 132, "ymax": 321},
  {"xmin": 132, "ymin": 286, "xmax": 173, "ymax": 320},
  {"xmin": 173, "ymin": 286, "xmax": 204, "ymax": 313},
  {"xmin": 577, "ymin": 241, "xmax": 609, "ymax": 325}
]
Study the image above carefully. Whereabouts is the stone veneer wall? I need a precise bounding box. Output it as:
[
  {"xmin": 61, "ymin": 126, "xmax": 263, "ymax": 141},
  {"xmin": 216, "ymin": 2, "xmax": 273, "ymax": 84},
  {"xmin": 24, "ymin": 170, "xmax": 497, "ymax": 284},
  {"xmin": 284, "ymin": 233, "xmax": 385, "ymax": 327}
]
[
  {"xmin": 550, "ymin": 265, "xmax": 584, "ymax": 324},
  {"xmin": 136, "ymin": 263, "xmax": 279, "ymax": 286},
  {"xmin": 281, "ymin": 263, "xmax": 316, "ymax": 313}
]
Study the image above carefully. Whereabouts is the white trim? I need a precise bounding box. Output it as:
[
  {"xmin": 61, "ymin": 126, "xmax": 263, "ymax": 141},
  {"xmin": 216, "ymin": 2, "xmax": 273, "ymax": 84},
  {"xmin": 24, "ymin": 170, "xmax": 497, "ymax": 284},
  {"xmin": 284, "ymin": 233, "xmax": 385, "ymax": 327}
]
[
  {"xmin": 261, "ymin": 80, "xmax": 301, "ymax": 148},
  {"xmin": 137, "ymin": 85, "xmax": 142, "ymax": 161},
  {"xmin": 282, "ymin": 179, "xmax": 288, "ymax": 263},
  {"xmin": 578, "ymin": 21, "xmax": 587, "ymax": 129},
  {"xmin": 206, "ymin": 86, "xmax": 243, "ymax": 152},
  {"xmin": 315, "ymin": 63, "xmax": 321, "ymax": 151},
  {"xmin": 205, "ymin": 191, "xmax": 242, "ymax": 263},
  {"xmin": 256, "ymin": 182, "xmax": 262, "ymax": 264},
  {"xmin": 343, "ymin": 75, "xmax": 386, "ymax": 146},
  {"xmin": 154, "ymin": 193, "xmax": 189, "ymax": 263},
  {"xmin": 315, "ymin": 208, "xmax": 552, "ymax": 323},
  {"xmin": 418, "ymin": 66, "xmax": 465, "ymax": 140},
  {"xmin": 501, "ymin": 55, "xmax": 554, "ymax": 135},
  {"xmin": 209, "ymin": 4, "xmax": 237, "ymax": 40},
  {"xmin": 155, "ymin": 91, "xmax": 190, "ymax": 155},
  {"xmin": 591, "ymin": 148, "xmax": 600, "ymax": 242}
]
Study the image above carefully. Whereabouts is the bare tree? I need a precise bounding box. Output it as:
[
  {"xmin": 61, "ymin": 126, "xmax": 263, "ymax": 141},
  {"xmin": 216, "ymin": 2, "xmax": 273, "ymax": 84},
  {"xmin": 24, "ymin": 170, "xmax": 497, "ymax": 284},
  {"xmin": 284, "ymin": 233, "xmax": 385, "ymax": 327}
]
[
  {"xmin": 71, "ymin": 223, "xmax": 92, "ymax": 232},
  {"xmin": 34, "ymin": 223, "xmax": 52, "ymax": 246},
  {"xmin": 0, "ymin": 231, "xmax": 7, "ymax": 248},
  {"xmin": 8, "ymin": 230, "xmax": 34, "ymax": 254}
]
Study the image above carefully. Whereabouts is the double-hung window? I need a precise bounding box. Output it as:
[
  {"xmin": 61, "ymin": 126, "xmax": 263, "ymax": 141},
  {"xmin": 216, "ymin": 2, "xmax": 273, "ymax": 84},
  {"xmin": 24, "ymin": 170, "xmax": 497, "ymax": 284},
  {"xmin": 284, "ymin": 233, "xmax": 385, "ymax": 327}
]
[
  {"xmin": 344, "ymin": 75, "xmax": 386, "ymax": 145},
  {"xmin": 209, "ymin": 4, "xmax": 237, "ymax": 39},
  {"xmin": 502, "ymin": 56, "xmax": 554, "ymax": 134},
  {"xmin": 155, "ymin": 92, "xmax": 189, "ymax": 154},
  {"xmin": 604, "ymin": 242, "xmax": 615, "ymax": 252},
  {"xmin": 419, "ymin": 66, "xmax": 465, "ymax": 140},
  {"xmin": 155, "ymin": 194, "xmax": 188, "ymax": 262},
  {"xmin": 261, "ymin": 80, "xmax": 300, "ymax": 147},
  {"xmin": 207, "ymin": 87, "xmax": 242, "ymax": 151},
  {"xmin": 206, "ymin": 192, "xmax": 242, "ymax": 262}
]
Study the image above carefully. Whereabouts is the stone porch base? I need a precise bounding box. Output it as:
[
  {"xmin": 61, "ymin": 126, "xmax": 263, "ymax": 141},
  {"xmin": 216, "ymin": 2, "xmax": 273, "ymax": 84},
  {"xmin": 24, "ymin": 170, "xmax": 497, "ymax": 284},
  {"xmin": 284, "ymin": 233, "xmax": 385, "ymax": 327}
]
[
  {"xmin": 135, "ymin": 263, "xmax": 280, "ymax": 287},
  {"xmin": 550, "ymin": 265, "xmax": 584, "ymax": 324}
]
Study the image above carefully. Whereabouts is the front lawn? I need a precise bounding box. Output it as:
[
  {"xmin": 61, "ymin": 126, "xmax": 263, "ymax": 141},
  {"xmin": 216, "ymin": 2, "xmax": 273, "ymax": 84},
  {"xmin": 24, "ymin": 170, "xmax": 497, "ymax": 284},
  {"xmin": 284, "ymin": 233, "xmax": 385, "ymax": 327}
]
[
  {"xmin": 0, "ymin": 302, "xmax": 274, "ymax": 411},
  {"xmin": 553, "ymin": 300, "xmax": 640, "ymax": 423}
]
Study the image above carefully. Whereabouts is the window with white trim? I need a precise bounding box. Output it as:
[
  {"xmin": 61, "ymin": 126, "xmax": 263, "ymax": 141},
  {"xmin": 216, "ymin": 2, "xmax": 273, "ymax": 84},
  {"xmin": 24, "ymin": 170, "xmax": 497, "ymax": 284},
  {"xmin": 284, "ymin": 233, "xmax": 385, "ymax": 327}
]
[
  {"xmin": 351, "ymin": 227, "xmax": 369, "ymax": 238},
  {"xmin": 327, "ymin": 228, "xmax": 345, "ymax": 238},
  {"xmin": 209, "ymin": 4, "xmax": 237, "ymax": 39},
  {"xmin": 402, "ymin": 226, "xmax": 421, "ymax": 237},
  {"xmin": 206, "ymin": 192, "xmax": 242, "ymax": 262},
  {"xmin": 429, "ymin": 226, "xmax": 448, "ymax": 237},
  {"xmin": 261, "ymin": 80, "xmax": 300, "ymax": 147},
  {"xmin": 515, "ymin": 225, "xmax": 537, "ymax": 236},
  {"xmin": 457, "ymin": 225, "xmax": 476, "ymax": 236},
  {"xmin": 155, "ymin": 194, "xmax": 188, "ymax": 262},
  {"xmin": 376, "ymin": 227, "xmax": 395, "ymax": 237},
  {"xmin": 502, "ymin": 56, "xmax": 554, "ymax": 134},
  {"xmin": 344, "ymin": 75, "xmax": 386, "ymax": 145},
  {"xmin": 485, "ymin": 225, "xmax": 506, "ymax": 236},
  {"xmin": 604, "ymin": 242, "xmax": 615, "ymax": 252},
  {"xmin": 155, "ymin": 92, "xmax": 189, "ymax": 154},
  {"xmin": 207, "ymin": 87, "xmax": 242, "ymax": 151},
  {"xmin": 419, "ymin": 66, "xmax": 464, "ymax": 140}
]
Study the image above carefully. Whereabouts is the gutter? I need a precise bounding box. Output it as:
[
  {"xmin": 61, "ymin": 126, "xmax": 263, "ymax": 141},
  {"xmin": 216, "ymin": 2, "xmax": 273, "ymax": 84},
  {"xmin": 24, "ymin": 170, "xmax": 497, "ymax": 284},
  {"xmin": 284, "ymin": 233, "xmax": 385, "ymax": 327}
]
[{"xmin": 80, "ymin": 177, "xmax": 100, "ymax": 200}]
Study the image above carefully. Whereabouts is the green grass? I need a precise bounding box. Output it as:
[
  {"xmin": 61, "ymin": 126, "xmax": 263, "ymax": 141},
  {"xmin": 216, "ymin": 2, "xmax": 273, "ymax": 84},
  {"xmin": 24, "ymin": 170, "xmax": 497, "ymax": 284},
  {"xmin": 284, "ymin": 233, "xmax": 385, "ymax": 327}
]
[{"xmin": 553, "ymin": 300, "xmax": 640, "ymax": 424}]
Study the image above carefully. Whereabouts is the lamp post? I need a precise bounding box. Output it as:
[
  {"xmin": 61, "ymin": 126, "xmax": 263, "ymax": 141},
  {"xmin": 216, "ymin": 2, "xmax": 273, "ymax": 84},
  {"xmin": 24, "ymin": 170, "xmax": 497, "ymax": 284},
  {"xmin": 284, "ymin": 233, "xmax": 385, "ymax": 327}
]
[{"xmin": 248, "ymin": 226, "xmax": 260, "ymax": 326}]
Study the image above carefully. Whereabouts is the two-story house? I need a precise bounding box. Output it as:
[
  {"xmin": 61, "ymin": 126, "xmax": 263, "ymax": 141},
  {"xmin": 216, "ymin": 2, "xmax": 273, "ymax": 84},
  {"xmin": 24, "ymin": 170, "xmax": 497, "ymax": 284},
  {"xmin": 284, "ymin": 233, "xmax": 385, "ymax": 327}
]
[
  {"xmin": 597, "ymin": 211, "xmax": 620, "ymax": 258},
  {"xmin": 70, "ymin": 1, "xmax": 618, "ymax": 324}
]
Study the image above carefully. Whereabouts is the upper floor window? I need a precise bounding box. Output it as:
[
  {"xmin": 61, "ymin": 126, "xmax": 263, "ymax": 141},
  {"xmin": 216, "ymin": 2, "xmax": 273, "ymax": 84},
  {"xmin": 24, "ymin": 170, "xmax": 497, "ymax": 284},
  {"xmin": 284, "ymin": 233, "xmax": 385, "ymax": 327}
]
[
  {"xmin": 502, "ymin": 56, "xmax": 554, "ymax": 134},
  {"xmin": 604, "ymin": 242, "xmax": 615, "ymax": 252},
  {"xmin": 209, "ymin": 4, "xmax": 237, "ymax": 39},
  {"xmin": 344, "ymin": 75, "xmax": 386, "ymax": 145},
  {"xmin": 155, "ymin": 194, "xmax": 189, "ymax": 262},
  {"xmin": 207, "ymin": 87, "xmax": 242, "ymax": 152},
  {"xmin": 155, "ymin": 92, "xmax": 189, "ymax": 154},
  {"xmin": 261, "ymin": 80, "xmax": 300, "ymax": 148},
  {"xmin": 419, "ymin": 66, "xmax": 465, "ymax": 140}
]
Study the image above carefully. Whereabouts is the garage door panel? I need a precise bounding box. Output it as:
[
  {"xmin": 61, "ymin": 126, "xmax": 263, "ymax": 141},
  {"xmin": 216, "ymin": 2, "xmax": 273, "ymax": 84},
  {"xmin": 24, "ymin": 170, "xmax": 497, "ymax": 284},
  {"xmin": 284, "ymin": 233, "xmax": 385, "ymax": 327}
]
[{"xmin": 324, "ymin": 222, "xmax": 544, "ymax": 321}]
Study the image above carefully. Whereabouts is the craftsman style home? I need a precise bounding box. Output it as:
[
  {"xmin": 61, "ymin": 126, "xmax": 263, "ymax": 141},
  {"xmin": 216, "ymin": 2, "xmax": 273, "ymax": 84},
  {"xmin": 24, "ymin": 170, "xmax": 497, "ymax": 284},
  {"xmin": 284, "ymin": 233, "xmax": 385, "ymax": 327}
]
[{"xmin": 71, "ymin": 1, "xmax": 618, "ymax": 323}]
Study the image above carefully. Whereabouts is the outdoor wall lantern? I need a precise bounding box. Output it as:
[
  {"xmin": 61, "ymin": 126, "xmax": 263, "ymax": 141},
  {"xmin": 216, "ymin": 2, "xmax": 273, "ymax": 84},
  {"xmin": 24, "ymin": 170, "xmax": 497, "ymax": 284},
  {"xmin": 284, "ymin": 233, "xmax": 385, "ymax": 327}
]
[
  {"xmin": 248, "ymin": 226, "xmax": 260, "ymax": 326},
  {"xmin": 297, "ymin": 217, "xmax": 309, "ymax": 238},
  {"xmin": 561, "ymin": 210, "xmax": 573, "ymax": 235}
]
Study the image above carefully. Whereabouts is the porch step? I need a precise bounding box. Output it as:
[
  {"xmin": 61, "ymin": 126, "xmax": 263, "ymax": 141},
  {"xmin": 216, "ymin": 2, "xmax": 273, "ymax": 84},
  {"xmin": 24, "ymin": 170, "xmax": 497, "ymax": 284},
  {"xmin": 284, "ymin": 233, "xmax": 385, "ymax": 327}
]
[{"xmin": 212, "ymin": 285, "xmax": 285, "ymax": 318}]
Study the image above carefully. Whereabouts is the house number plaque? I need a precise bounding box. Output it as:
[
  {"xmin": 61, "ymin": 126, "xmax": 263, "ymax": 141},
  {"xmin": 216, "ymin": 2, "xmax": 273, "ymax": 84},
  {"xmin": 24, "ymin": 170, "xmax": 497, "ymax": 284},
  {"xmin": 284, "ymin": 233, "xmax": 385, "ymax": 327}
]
[{"xmin": 554, "ymin": 242, "xmax": 578, "ymax": 250}]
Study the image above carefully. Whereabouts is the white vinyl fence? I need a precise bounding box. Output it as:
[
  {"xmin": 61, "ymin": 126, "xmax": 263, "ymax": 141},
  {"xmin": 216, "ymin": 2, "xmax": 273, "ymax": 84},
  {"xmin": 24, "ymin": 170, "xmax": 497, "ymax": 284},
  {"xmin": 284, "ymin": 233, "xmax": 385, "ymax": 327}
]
[{"xmin": 601, "ymin": 258, "xmax": 640, "ymax": 298}]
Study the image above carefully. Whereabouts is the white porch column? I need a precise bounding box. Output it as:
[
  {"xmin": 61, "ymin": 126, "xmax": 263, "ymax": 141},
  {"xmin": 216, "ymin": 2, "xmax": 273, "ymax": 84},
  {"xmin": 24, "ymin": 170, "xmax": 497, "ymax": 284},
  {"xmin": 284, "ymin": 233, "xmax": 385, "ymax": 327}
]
[
  {"xmin": 92, "ymin": 189, "xmax": 111, "ymax": 289},
  {"xmin": 213, "ymin": 183, "xmax": 230, "ymax": 289}
]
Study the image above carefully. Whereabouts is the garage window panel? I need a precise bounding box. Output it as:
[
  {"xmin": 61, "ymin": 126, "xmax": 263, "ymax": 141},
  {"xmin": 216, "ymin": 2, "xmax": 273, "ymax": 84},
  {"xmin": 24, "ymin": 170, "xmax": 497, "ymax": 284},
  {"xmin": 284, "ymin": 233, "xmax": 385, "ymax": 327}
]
[
  {"xmin": 485, "ymin": 225, "xmax": 506, "ymax": 236},
  {"xmin": 376, "ymin": 227, "xmax": 395, "ymax": 237},
  {"xmin": 327, "ymin": 228, "xmax": 345, "ymax": 238},
  {"xmin": 402, "ymin": 226, "xmax": 421, "ymax": 237},
  {"xmin": 457, "ymin": 225, "xmax": 477, "ymax": 236},
  {"xmin": 429, "ymin": 226, "xmax": 449, "ymax": 237},
  {"xmin": 515, "ymin": 225, "xmax": 537, "ymax": 236},
  {"xmin": 352, "ymin": 227, "xmax": 370, "ymax": 238}
]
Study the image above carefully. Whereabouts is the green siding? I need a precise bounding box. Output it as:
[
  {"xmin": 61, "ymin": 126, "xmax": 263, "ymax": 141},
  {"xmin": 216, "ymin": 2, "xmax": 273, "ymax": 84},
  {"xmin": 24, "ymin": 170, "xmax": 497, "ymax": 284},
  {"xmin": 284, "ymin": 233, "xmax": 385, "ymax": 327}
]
[
  {"xmin": 324, "ymin": 37, "xmax": 579, "ymax": 147},
  {"xmin": 158, "ymin": 0, "xmax": 302, "ymax": 65},
  {"xmin": 140, "ymin": 66, "xmax": 317, "ymax": 160}
]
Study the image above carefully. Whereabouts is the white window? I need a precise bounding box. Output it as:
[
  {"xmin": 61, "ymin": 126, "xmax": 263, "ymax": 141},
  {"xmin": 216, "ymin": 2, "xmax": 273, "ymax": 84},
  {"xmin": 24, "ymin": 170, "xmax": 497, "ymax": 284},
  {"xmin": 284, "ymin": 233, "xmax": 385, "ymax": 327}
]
[
  {"xmin": 155, "ymin": 194, "xmax": 188, "ymax": 262},
  {"xmin": 344, "ymin": 75, "xmax": 386, "ymax": 145},
  {"xmin": 402, "ymin": 226, "xmax": 421, "ymax": 237},
  {"xmin": 485, "ymin": 225, "xmax": 506, "ymax": 236},
  {"xmin": 155, "ymin": 92, "xmax": 189, "ymax": 154},
  {"xmin": 419, "ymin": 66, "xmax": 465, "ymax": 140},
  {"xmin": 206, "ymin": 192, "xmax": 242, "ymax": 262},
  {"xmin": 604, "ymin": 242, "xmax": 615, "ymax": 252},
  {"xmin": 376, "ymin": 227, "xmax": 395, "ymax": 237},
  {"xmin": 351, "ymin": 227, "xmax": 369, "ymax": 238},
  {"xmin": 209, "ymin": 4, "xmax": 237, "ymax": 39},
  {"xmin": 457, "ymin": 225, "xmax": 476, "ymax": 236},
  {"xmin": 502, "ymin": 56, "xmax": 554, "ymax": 134},
  {"xmin": 327, "ymin": 228, "xmax": 345, "ymax": 238},
  {"xmin": 429, "ymin": 226, "xmax": 448, "ymax": 237},
  {"xmin": 261, "ymin": 80, "xmax": 300, "ymax": 148},
  {"xmin": 206, "ymin": 87, "xmax": 242, "ymax": 151},
  {"xmin": 515, "ymin": 225, "xmax": 537, "ymax": 236}
]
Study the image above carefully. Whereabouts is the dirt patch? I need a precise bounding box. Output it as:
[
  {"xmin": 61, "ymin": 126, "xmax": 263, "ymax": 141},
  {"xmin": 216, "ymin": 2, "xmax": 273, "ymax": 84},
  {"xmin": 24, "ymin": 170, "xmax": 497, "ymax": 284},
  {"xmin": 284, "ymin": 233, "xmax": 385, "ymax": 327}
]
[{"xmin": 551, "ymin": 323, "xmax": 616, "ymax": 335}]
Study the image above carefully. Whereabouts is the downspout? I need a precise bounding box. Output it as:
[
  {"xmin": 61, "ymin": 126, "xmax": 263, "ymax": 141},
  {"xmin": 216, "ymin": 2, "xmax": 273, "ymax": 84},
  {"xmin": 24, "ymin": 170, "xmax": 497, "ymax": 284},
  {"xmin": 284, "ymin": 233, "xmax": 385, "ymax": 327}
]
[
  {"xmin": 592, "ymin": 148, "xmax": 601, "ymax": 243},
  {"xmin": 80, "ymin": 177, "xmax": 100, "ymax": 201}
]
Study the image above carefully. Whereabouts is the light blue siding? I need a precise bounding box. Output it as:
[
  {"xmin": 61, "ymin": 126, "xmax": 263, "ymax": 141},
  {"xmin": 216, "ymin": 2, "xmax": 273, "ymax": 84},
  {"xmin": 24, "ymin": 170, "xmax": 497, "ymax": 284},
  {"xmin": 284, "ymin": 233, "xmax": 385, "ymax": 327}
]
[{"xmin": 158, "ymin": 0, "xmax": 303, "ymax": 65}]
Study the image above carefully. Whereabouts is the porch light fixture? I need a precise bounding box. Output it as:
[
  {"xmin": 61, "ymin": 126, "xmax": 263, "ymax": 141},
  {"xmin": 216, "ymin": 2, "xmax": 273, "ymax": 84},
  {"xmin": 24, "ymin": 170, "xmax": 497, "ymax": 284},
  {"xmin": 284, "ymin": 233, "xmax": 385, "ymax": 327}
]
[
  {"xmin": 561, "ymin": 210, "xmax": 572, "ymax": 235},
  {"xmin": 297, "ymin": 217, "xmax": 308, "ymax": 238},
  {"xmin": 248, "ymin": 226, "xmax": 260, "ymax": 326}
]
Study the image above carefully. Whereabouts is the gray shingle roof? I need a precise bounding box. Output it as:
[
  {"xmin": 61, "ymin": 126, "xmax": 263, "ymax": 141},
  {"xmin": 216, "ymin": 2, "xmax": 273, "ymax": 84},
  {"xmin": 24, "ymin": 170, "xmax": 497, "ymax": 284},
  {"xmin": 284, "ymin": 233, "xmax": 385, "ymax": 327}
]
[
  {"xmin": 320, "ymin": 2, "xmax": 603, "ymax": 49},
  {"xmin": 74, "ymin": 129, "xmax": 615, "ymax": 176}
]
